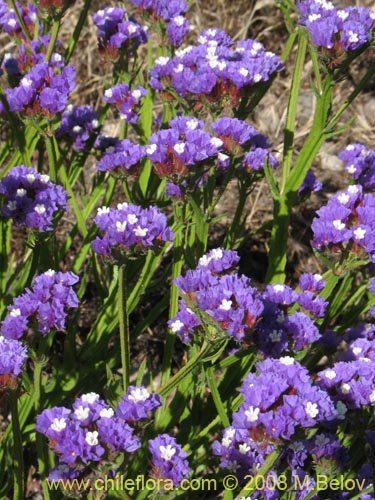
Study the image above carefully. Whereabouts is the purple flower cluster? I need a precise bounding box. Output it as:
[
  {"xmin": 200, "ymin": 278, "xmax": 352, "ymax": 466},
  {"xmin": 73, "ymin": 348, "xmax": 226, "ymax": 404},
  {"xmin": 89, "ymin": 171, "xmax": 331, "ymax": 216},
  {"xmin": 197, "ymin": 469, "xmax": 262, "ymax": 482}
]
[
  {"xmin": 103, "ymin": 83, "xmax": 148, "ymax": 123},
  {"xmin": 96, "ymin": 138, "xmax": 146, "ymax": 174},
  {"xmin": 0, "ymin": 335, "xmax": 27, "ymax": 379},
  {"xmin": 338, "ymin": 143, "xmax": 375, "ymax": 190},
  {"xmin": 91, "ymin": 203, "xmax": 174, "ymax": 257},
  {"xmin": 1, "ymin": 270, "xmax": 79, "ymax": 339},
  {"xmin": 312, "ymin": 184, "xmax": 375, "ymax": 262},
  {"xmin": 148, "ymin": 434, "xmax": 191, "ymax": 486},
  {"xmin": 146, "ymin": 116, "xmax": 223, "ymax": 180},
  {"xmin": 211, "ymin": 117, "xmax": 278, "ymax": 172},
  {"xmin": 2, "ymin": 35, "xmax": 65, "ymax": 77},
  {"xmin": 170, "ymin": 249, "xmax": 327, "ymax": 353},
  {"xmin": 130, "ymin": 0, "xmax": 190, "ymax": 47},
  {"xmin": 5, "ymin": 62, "xmax": 75, "ymax": 116},
  {"xmin": 92, "ymin": 7, "xmax": 147, "ymax": 61},
  {"xmin": 0, "ymin": 166, "xmax": 68, "ymax": 231},
  {"xmin": 213, "ymin": 357, "xmax": 337, "ymax": 480},
  {"xmin": 169, "ymin": 248, "xmax": 264, "ymax": 343},
  {"xmin": 56, "ymin": 105, "xmax": 100, "ymax": 151},
  {"xmin": 297, "ymin": 1, "xmax": 375, "ymax": 54},
  {"xmin": 36, "ymin": 386, "xmax": 161, "ymax": 479},
  {"xmin": 0, "ymin": 1, "xmax": 38, "ymax": 37},
  {"xmin": 149, "ymin": 30, "xmax": 283, "ymax": 106}
]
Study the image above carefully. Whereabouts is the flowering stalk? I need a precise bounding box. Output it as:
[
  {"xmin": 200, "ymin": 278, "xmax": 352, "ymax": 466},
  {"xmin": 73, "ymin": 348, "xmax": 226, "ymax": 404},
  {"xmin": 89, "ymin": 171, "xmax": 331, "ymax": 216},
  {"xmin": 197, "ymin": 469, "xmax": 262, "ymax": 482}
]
[
  {"xmin": 118, "ymin": 264, "xmax": 130, "ymax": 391},
  {"xmin": 9, "ymin": 389, "xmax": 24, "ymax": 500},
  {"xmin": 8, "ymin": 0, "xmax": 31, "ymax": 42}
]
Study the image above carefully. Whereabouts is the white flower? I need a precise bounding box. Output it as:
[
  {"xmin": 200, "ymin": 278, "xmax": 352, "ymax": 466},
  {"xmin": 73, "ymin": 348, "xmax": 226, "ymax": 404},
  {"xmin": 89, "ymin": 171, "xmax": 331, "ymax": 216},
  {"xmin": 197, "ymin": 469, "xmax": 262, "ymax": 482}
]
[
  {"xmin": 155, "ymin": 56, "xmax": 170, "ymax": 66},
  {"xmin": 219, "ymin": 299, "xmax": 232, "ymax": 311},
  {"xmin": 160, "ymin": 444, "xmax": 176, "ymax": 461},
  {"xmin": 128, "ymin": 387, "xmax": 150, "ymax": 402},
  {"xmin": 324, "ymin": 369, "xmax": 336, "ymax": 380},
  {"xmin": 74, "ymin": 406, "xmax": 90, "ymax": 420},
  {"xmin": 245, "ymin": 406, "xmax": 260, "ymax": 422},
  {"xmin": 99, "ymin": 408, "xmax": 114, "ymax": 418},
  {"xmin": 81, "ymin": 392, "xmax": 99, "ymax": 404},
  {"xmin": 332, "ymin": 219, "xmax": 345, "ymax": 230},
  {"xmin": 280, "ymin": 356, "xmax": 294, "ymax": 365},
  {"xmin": 170, "ymin": 320, "xmax": 184, "ymax": 332},
  {"xmin": 134, "ymin": 226, "xmax": 148, "ymax": 237},
  {"xmin": 10, "ymin": 308, "xmax": 21, "ymax": 317},
  {"xmin": 16, "ymin": 189, "xmax": 26, "ymax": 197},
  {"xmin": 85, "ymin": 431, "xmax": 99, "ymax": 446},
  {"xmin": 305, "ymin": 401, "xmax": 319, "ymax": 418},
  {"xmin": 50, "ymin": 418, "xmax": 67, "ymax": 432},
  {"xmin": 353, "ymin": 227, "xmax": 366, "ymax": 240},
  {"xmin": 34, "ymin": 204, "xmax": 46, "ymax": 215},
  {"xmin": 173, "ymin": 143, "xmax": 185, "ymax": 154}
]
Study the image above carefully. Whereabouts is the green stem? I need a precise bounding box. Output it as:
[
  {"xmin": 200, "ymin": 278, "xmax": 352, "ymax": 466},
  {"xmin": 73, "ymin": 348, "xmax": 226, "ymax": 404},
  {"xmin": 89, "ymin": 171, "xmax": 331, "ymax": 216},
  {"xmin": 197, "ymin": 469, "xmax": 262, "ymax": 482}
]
[
  {"xmin": 45, "ymin": 136, "xmax": 57, "ymax": 183},
  {"xmin": 45, "ymin": 19, "xmax": 61, "ymax": 63},
  {"xmin": 64, "ymin": 0, "xmax": 92, "ymax": 64},
  {"xmin": 9, "ymin": 390, "xmax": 24, "ymax": 500},
  {"xmin": 281, "ymin": 32, "xmax": 307, "ymax": 191},
  {"xmin": 160, "ymin": 210, "xmax": 184, "ymax": 388},
  {"xmin": 8, "ymin": 0, "xmax": 31, "ymax": 42},
  {"xmin": 118, "ymin": 264, "xmax": 130, "ymax": 391},
  {"xmin": 158, "ymin": 341, "xmax": 209, "ymax": 398},
  {"xmin": 33, "ymin": 342, "xmax": 51, "ymax": 500},
  {"xmin": 205, "ymin": 366, "xmax": 230, "ymax": 428},
  {"xmin": 266, "ymin": 74, "xmax": 334, "ymax": 283}
]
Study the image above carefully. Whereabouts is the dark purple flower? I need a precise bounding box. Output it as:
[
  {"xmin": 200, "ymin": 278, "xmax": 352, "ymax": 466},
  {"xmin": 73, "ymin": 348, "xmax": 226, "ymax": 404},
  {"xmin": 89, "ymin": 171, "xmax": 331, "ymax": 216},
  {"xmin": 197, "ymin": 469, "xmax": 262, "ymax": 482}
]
[
  {"xmin": 103, "ymin": 83, "xmax": 147, "ymax": 124},
  {"xmin": 91, "ymin": 203, "xmax": 174, "ymax": 256},
  {"xmin": 1, "ymin": 270, "xmax": 79, "ymax": 339},
  {"xmin": 148, "ymin": 434, "xmax": 191, "ymax": 486},
  {"xmin": 116, "ymin": 385, "xmax": 162, "ymax": 421},
  {"xmin": 0, "ymin": 166, "xmax": 68, "ymax": 231},
  {"xmin": 56, "ymin": 104, "xmax": 100, "ymax": 151},
  {"xmin": 0, "ymin": 336, "xmax": 27, "ymax": 377},
  {"xmin": 5, "ymin": 62, "xmax": 75, "ymax": 116}
]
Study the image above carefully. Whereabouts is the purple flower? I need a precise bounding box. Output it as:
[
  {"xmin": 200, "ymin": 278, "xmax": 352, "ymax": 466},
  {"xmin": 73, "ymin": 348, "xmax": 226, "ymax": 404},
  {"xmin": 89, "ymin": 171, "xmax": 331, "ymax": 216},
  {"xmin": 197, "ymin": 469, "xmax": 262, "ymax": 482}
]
[
  {"xmin": 0, "ymin": 1, "xmax": 38, "ymax": 38},
  {"xmin": 116, "ymin": 385, "xmax": 162, "ymax": 421},
  {"xmin": 97, "ymin": 416, "xmax": 141, "ymax": 452},
  {"xmin": 56, "ymin": 104, "xmax": 100, "ymax": 151},
  {"xmin": 92, "ymin": 7, "xmax": 147, "ymax": 61},
  {"xmin": 5, "ymin": 62, "xmax": 75, "ymax": 116},
  {"xmin": 148, "ymin": 434, "xmax": 191, "ymax": 486},
  {"xmin": 297, "ymin": 1, "xmax": 375, "ymax": 56},
  {"xmin": 91, "ymin": 203, "xmax": 174, "ymax": 257},
  {"xmin": 149, "ymin": 32, "xmax": 283, "ymax": 107},
  {"xmin": 96, "ymin": 139, "xmax": 146, "ymax": 174},
  {"xmin": 103, "ymin": 83, "xmax": 147, "ymax": 124},
  {"xmin": 1, "ymin": 270, "xmax": 79, "ymax": 339},
  {"xmin": 338, "ymin": 143, "xmax": 375, "ymax": 190},
  {"xmin": 0, "ymin": 166, "xmax": 68, "ymax": 231},
  {"xmin": 0, "ymin": 336, "xmax": 27, "ymax": 378},
  {"xmin": 211, "ymin": 117, "xmax": 278, "ymax": 172},
  {"xmin": 166, "ymin": 15, "xmax": 190, "ymax": 47}
]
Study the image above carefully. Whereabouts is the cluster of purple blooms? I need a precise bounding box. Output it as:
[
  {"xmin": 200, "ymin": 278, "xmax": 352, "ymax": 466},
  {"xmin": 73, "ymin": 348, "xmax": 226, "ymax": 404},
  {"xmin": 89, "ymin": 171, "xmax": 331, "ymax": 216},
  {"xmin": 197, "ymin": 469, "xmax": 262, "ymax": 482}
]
[
  {"xmin": 36, "ymin": 387, "xmax": 190, "ymax": 486},
  {"xmin": 211, "ymin": 117, "xmax": 278, "ymax": 172},
  {"xmin": 149, "ymin": 29, "xmax": 283, "ymax": 106},
  {"xmin": 96, "ymin": 138, "xmax": 145, "ymax": 174},
  {"xmin": 56, "ymin": 104, "xmax": 100, "ymax": 151},
  {"xmin": 297, "ymin": 0, "xmax": 375, "ymax": 56},
  {"xmin": 0, "ymin": 166, "xmax": 68, "ymax": 231},
  {"xmin": 338, "ymin": 143, "xmax": 375, "ymax": 191},
  {"xmin": 0, "ymin": 335, "xmax": 27, "ymax": 380},
  {"xmin": 103, "ymin": 83, "xmax": 148, "ymax": 124},
  {"xmin": 318, "ymin": 324, "xmax": 375, "ymax": 410},
  {"xmin": 311, "ymin": 184, "xmax": 375, "ymax": 262},
  {"xmin": 145, "ymin": 115, "xmax": 224, "ymax": 180},
  {"xmin": 91, "ymin": 202, "xmax": 174, "ymax": 257},
  {"xmin": 130, "ymin": 0, "xmax": 190, "ymax": 47},
  {"xmin": 92, "ymin": 7, "xmax": 147, "ymax": 61},
  {"xmin": 212, "ymin": 357, "xmax": 338, "ymax": 482},
  {"xmin": 5, "ymin": 61, "xmax": 75, "ymax": 116},
  {"xmin": 1, "ymin": 270, "xmax": 79, "ymax": 339},
  {"xmin": 0, "ymin": 1, "xmax": 38, "ymax": 37},
  {"xmin": 170, "ymin": 248, "xmax": 327, "ymax": 356},
  {"xmin": 2, "ymin": 35, "xmax": 65, "ymax": 79}
]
